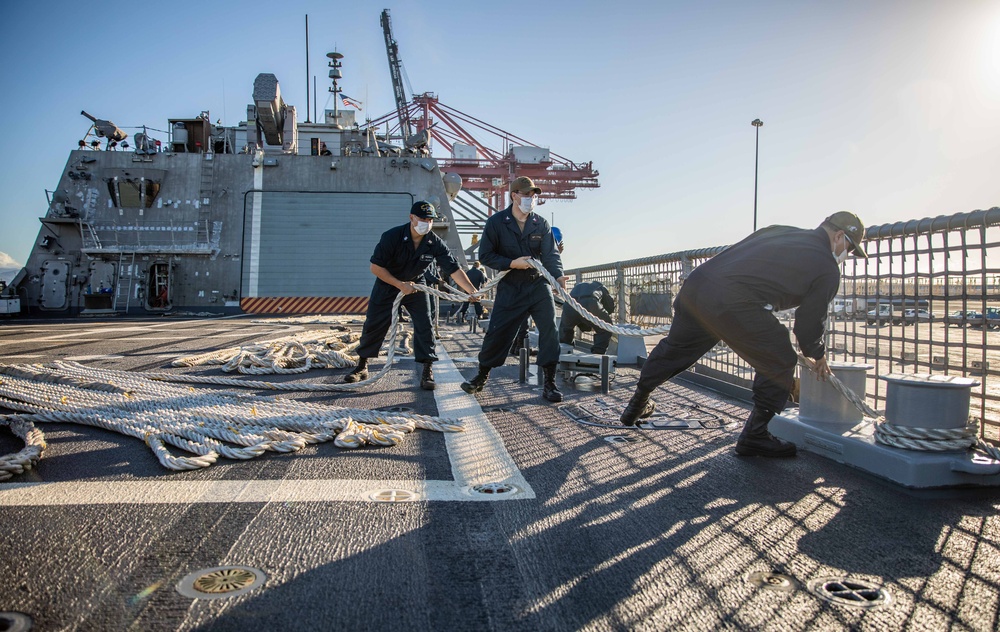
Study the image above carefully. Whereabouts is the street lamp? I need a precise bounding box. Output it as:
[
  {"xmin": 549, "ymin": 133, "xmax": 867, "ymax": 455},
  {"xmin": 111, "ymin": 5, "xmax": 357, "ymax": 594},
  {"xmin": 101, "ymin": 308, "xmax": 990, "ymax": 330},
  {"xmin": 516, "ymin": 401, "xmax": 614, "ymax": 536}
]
[{"xmin": 751, "ymin": 119, "xmax": 763, "ymax": 232}]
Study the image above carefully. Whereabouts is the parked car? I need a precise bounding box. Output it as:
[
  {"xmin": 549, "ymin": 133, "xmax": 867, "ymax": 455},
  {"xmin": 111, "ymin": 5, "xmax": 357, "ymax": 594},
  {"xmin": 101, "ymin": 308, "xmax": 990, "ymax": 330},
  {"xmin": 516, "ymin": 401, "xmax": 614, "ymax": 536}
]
[
  {"xmin": 945, "ymin": 310, "xmax": 983, "ymax": 327},
  {"xmin": 866, "ymin": 304, "xmax": 895, "ymax": 326},
  {"xmin": 985, "ymin": 308, "xmax": 1000, "ymax": 330},
  {"xmin": 894, "ymin": 308, "xmax": 932, "ymax": 326}
]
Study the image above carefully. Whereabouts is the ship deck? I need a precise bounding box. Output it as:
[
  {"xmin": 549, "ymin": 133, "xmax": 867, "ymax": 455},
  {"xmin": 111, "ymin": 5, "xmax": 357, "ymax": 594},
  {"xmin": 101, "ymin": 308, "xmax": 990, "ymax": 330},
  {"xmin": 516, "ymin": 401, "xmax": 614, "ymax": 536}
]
[{"xmin": 1, "ymin": 316, "xmax": 998, "ymax": 631}]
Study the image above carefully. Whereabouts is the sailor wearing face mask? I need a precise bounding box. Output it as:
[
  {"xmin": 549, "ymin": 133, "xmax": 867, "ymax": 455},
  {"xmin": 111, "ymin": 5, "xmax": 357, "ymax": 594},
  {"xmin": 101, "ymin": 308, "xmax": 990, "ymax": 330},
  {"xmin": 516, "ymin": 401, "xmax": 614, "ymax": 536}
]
[
  {"xmin": 619, "ymin": 212, "xmax": 868, "ymax": 458},
  {"xmin": 346, "ymin": 201, "xmax": 480, "ymax": 390},
  {"xmin": 461, "ymin": 176, "xmax": 568, "ymax": 403}
]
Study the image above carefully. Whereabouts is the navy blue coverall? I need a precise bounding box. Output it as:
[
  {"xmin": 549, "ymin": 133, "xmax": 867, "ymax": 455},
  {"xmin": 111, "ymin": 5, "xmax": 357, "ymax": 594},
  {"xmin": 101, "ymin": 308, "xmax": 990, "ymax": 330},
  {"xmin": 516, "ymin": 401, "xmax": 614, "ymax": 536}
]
[
  {"xmin": 559, "ymin": 280, "xmax": 616, "ymax": 354},
  {"xmin": 477, "ymin": 206, "xmax": 564, "ymax": 369},
  {"xmin": 458, "ymin": 266, "xmax": 487, "ymax": 319},
  {"xmin": 356, "ymin": 224, "xmax": 460, "ymax": 364},
  {"xmin": 637, "ymin": 225, "xmax": 840, "ymax": 414}
]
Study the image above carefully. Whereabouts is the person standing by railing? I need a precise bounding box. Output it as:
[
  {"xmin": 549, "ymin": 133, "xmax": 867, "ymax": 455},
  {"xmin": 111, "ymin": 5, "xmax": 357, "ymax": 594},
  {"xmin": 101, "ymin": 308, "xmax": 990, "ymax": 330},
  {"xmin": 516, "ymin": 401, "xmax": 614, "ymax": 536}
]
[{"xmin": 619, "ymin": 212, "xmax": 868, "ymax": 457}]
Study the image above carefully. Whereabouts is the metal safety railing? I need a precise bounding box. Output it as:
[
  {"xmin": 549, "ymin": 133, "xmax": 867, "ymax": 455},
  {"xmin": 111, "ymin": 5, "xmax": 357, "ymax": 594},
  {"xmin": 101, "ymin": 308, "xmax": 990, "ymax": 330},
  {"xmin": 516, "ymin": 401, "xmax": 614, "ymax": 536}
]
[
  {"xmin": 565, "ymin": 207, "xmax": 1000, "ymax": 443},
  {"xmin": 81, "ymin": 219, "xmax": 213, "ymax": 253}
]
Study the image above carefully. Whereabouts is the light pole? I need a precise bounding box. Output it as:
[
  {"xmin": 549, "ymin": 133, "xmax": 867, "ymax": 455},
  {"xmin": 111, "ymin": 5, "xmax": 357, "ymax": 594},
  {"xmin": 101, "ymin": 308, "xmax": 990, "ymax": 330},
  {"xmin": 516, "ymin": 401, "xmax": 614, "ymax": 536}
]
[{"xmin": 751, "ymin": 119, "xmax": 763, "ymax": 232}]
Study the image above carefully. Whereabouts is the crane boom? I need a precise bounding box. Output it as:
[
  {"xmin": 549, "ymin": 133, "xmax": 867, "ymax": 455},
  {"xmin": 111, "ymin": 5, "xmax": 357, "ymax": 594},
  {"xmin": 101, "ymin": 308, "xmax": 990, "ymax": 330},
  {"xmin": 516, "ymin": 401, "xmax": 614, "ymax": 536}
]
[{"xmin": 380, "ymin": 9, "xmax": 412, "ymax": 141}]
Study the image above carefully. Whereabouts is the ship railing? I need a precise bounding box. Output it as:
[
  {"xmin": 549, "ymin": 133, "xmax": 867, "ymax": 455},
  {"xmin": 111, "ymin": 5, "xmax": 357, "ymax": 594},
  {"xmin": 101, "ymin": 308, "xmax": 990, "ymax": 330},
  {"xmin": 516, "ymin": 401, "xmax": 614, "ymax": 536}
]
[
  {"xmin": 80, "ymin": 219, "xmax": 214, "ymax": 254},
  {"xmin": 564, "ymin": 207, "xmax": 1000, "ymax": 444}
]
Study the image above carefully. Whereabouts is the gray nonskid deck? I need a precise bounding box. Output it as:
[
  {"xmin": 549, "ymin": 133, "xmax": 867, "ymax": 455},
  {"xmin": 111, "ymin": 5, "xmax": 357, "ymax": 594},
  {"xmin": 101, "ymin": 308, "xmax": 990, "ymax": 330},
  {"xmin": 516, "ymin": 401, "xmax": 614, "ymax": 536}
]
[{"xmin": 0, "ymin": 317, "xmax": 998, "ymax": 631}]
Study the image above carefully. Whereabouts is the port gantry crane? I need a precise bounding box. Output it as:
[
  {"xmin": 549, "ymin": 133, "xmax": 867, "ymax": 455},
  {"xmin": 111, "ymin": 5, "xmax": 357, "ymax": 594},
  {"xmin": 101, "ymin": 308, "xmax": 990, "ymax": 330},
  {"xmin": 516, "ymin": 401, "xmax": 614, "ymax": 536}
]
[
  {"xmin": 380, "ymin": 9, "xmax": 412, "ymax": 143},
  {"xmin": 374, "ymin": 9, "xmax": 599, "ymax": 245}
]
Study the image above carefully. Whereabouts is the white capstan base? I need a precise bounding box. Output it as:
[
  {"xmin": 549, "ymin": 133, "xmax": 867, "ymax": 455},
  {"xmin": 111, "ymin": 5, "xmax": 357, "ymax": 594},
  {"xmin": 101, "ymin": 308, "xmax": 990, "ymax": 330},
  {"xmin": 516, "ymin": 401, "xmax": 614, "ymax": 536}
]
[{"xmin": 770, "ymin": 410, "xmax": 1000, "ymax": 489}]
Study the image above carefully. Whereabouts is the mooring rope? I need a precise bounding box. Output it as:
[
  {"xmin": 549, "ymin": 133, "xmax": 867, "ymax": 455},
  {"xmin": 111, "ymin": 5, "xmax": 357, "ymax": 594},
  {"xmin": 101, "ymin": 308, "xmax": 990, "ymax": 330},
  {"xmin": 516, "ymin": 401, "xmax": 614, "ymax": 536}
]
[
  {"xmin": 524, "ymin": 259, "xmax": 672, "ymax": 337},
  {"xmin": 0, "ymin": 415, "xmax": 46, "ymax": 481},
  {"xmin": 0, "ymin": 361, "xmax": 464, "ymax": 474},
  {"xmin": 796, "ymin": 356, "xmax": 1000, "ymax": 460}
]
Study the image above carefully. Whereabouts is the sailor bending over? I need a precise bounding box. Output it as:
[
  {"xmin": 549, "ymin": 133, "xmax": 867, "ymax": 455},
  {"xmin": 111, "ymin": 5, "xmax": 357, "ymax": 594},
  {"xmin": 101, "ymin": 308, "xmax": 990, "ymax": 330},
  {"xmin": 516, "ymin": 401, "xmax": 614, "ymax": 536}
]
[{"xmin": 619, "ymin": 212, "xmax": 868, "ymax": 457}]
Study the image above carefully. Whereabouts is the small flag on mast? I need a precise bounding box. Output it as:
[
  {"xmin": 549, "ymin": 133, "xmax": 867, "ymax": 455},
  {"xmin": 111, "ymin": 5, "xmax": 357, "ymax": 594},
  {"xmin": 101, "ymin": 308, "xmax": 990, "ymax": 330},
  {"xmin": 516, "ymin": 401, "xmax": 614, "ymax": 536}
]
[{"xmin": 341, "ymin": 94, "xmax": 363, "ymax": 110}]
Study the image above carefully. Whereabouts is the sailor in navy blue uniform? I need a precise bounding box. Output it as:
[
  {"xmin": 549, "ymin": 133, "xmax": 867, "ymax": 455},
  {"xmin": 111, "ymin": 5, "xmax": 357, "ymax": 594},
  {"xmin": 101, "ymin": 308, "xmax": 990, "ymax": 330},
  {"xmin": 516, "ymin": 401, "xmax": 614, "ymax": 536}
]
[
  {"xmin": 559, "ymin": 280, "xmax": 616, "ymax": 354},
  {"xmin": 461, "ymin": 176, "xmax": 567, "ymax": 403},
  {"xmin": 345, "ymin": 201, "xmax": 480, "ymax": 391},
  {"xmin": 457, "ymin": 261, "xmax": 487, "ymax": 321},
  {"xmin": 619, "ymin": 212, "xmax": 868, "ymax": 457}
]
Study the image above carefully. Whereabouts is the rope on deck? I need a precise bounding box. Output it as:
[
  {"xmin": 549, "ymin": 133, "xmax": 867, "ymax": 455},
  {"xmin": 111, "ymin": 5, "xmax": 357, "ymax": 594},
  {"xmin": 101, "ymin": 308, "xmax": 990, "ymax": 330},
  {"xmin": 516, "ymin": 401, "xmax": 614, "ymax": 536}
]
[
  {"xmin": 0, "ymin": 362, "xmax": 464, "ymax": 474},
  {"xmin": 0, "ymin": 415, "xmax": 46, "ymax": 481}
]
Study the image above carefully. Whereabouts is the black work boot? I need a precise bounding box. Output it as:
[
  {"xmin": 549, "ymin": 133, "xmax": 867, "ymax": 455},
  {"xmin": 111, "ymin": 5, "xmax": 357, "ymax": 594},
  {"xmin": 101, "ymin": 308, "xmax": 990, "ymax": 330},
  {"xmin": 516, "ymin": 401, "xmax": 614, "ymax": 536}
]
[
  {"xmin": 461, "ymin": 367, "xmax": 490, "ymax": 394},
  {"xmin": 735, "ymin": 407, "xmax": 797, "ymax": 457},
  {"xmin": 344, "ymin": 358, "xmax": 369, "ymax": 383},
  {"xmin": 620, "ymin": 390, "xmax": 656, "ymax": 426},
  {"xmin": 420, "ymin": 362, "xmax": 436, "ymax": 391},
  {"xmin": 541, "ymin": 365, "xmax": 563, "ymax": 403}
]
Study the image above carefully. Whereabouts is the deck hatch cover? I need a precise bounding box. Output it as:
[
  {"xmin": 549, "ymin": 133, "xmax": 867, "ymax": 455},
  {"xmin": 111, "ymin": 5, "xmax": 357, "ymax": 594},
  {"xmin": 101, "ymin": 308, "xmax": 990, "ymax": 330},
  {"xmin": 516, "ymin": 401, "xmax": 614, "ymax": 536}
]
[{"xmin": 807, "ymin": 576, "xmax": 891, "ymax": 608}]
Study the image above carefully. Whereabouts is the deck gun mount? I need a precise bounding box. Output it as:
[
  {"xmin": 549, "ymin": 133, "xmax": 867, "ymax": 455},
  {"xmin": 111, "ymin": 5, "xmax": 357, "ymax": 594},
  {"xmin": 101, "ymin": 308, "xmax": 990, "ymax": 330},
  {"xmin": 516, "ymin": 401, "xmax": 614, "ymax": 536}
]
[
  {"xmin": 80, "ymin": 111, "xmax": 127, "ymax": 147},
  {"xmin": 246, "ymin": 73, "xmax": 297, "ymax": 154}
]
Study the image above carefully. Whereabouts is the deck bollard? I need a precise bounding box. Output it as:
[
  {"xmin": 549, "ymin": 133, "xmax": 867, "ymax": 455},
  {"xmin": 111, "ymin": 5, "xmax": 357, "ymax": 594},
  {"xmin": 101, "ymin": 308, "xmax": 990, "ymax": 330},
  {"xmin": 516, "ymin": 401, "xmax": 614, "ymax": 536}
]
[
  {"xmin": 799, "ymin": 362, "xmax": 872, "ymax": 424},
  {"xmin": 879, "ymin": 373, "xmax": 980, "ymax": 429}
]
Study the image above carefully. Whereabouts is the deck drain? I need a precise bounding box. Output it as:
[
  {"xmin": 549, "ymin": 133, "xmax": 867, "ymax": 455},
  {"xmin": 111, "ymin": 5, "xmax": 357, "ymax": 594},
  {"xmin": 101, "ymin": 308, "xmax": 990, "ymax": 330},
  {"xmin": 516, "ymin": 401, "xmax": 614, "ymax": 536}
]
[
  {"xmin": 748, "ymin": 571, "xmax": 799, "ymax": 593},
  {"xmin": 0, "ymin": 612, "xmax": 32, "ymax": 632},
  {"xmin": 604, "ymin": 435, "xmax": 643, "ymax": 444},
  {"xmin": 807, "ymin": 576, "xmax": 891, "ymax": 609},
  {"xmin": 485, "ymin": 406, "xmax": 514, "ymax": 413},
  {"xmin": 469, "ymin": 482, "xmax": 519, "ymax": 496},
  {"xmin": 369, "ymin": 489, "xmax": 418, "ymax": 502},
  {"xmin": 176, "ymin": 566, "xmax": 266, "ymax": 600}
]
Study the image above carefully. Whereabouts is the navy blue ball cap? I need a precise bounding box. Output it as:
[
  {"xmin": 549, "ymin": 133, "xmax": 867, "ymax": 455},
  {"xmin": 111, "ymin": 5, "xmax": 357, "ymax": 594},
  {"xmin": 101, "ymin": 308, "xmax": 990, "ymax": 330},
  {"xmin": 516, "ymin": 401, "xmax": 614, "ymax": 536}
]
[{"xmin": 410, "ymin": 201, "xmax": 438, "ymax": 219}]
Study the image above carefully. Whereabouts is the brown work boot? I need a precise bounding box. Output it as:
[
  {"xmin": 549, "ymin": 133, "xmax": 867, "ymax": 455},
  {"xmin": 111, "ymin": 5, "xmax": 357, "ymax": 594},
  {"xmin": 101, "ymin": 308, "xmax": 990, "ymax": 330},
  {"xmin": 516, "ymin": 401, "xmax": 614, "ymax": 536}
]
[
  {"xmin": 461, "ymin": 367, "xmax": 490, "ymax": 394},
  {"xmin": 420, "ymin": 362, "xmax": 436, "ymax": 391},
  {"xmin": 620, "ymin": 391, "xmax": 656, "ymax": 426},
  {"xmin": 735, "ymin": 407, "xmax": 797, "ymax": 457},
  {"xmin": 344, "ymin": 358, "xmax": 369, "ymax": 383}
]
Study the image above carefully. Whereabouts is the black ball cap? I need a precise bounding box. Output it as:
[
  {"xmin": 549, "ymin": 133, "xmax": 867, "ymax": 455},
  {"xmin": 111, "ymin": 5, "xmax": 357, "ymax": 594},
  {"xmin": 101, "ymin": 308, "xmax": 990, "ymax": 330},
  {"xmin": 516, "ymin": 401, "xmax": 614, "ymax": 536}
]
[{"xmin": 410, "ymin": 201, "xmax": 438, "ymax": 219}]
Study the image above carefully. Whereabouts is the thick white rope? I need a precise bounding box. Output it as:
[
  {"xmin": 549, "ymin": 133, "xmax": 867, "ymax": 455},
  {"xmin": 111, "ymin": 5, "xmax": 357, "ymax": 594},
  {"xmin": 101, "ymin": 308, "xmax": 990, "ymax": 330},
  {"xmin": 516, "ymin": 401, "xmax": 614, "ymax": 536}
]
[
  {"xmin": 796, "ymin": 356, "xmax": 999, "ymax": 460},
  {"xmin": 523, "ymin": 259, "xmax": 671, "ymax": 336},
  {"xmin": 0, "ymin": 415, "xmax": 47, "ymax": 481},
  {"xmin": 0, "ymin": 362, "xmax": 464, "ymax": 474}
]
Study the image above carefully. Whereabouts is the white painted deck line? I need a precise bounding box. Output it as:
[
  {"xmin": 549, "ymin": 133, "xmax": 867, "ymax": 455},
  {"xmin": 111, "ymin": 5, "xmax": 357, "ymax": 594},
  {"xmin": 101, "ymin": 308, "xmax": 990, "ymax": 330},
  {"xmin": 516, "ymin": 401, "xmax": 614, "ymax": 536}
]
[
  {"xmin": 435, "ymin": 347, "xmax": 535, "ymax": 497},
  {"xmin": 0, "ymin": 479, "xmax": 521, "ymax": 505}
]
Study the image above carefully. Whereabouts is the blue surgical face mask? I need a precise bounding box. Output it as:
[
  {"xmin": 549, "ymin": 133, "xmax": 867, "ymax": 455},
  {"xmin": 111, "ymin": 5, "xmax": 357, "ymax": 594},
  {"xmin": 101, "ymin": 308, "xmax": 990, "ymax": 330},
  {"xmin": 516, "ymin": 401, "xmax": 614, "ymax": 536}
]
[{"xmin": 518, "ymin": 194, "xmax": 536, "ymax": 213}]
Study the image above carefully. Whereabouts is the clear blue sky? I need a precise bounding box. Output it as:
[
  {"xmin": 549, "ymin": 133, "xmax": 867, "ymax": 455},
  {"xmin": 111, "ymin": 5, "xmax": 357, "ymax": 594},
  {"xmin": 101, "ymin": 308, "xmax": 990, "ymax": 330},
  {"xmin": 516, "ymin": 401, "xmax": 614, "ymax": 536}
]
[{"xmin": 1, "ymin": 0, "xmax": 998, "ymax": 271}]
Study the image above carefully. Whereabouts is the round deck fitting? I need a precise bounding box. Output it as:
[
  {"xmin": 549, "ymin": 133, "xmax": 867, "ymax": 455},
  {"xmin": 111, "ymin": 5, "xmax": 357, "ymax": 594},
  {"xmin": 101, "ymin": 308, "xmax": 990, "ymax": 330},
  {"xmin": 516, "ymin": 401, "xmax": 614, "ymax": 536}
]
[
  {"xmin": 0, "ymin": 612, "xmax": 32, "ymax": 632},
  {"xmin": 604, "ymin": 435, "xmax": 644, "ymax": 444},
  {"xmin": 748, "ymin": 571, "xmax": 799, "ymax": 593},
  {"xmin": 369, "ymin": 489, "xmax": 418, "ymax": 502},
  {"xmin": 469, "ymin": 482, "xmax": 519, "ymax": 496},
  {"xmin": 176, "ymin": 566, "xmax": 266, "ymax": 600},
  {"xmin": 807, "ymin": 576, "xmax": 891, "ymax": 609}
]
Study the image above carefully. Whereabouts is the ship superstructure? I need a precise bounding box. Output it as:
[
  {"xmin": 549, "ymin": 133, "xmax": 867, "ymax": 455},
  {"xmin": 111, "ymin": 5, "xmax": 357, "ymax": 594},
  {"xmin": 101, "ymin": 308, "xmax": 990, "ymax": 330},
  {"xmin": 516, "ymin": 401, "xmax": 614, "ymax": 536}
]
[{"xmin": 14, "ymin": 50, "xmax": 470, "ymax": 317}]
